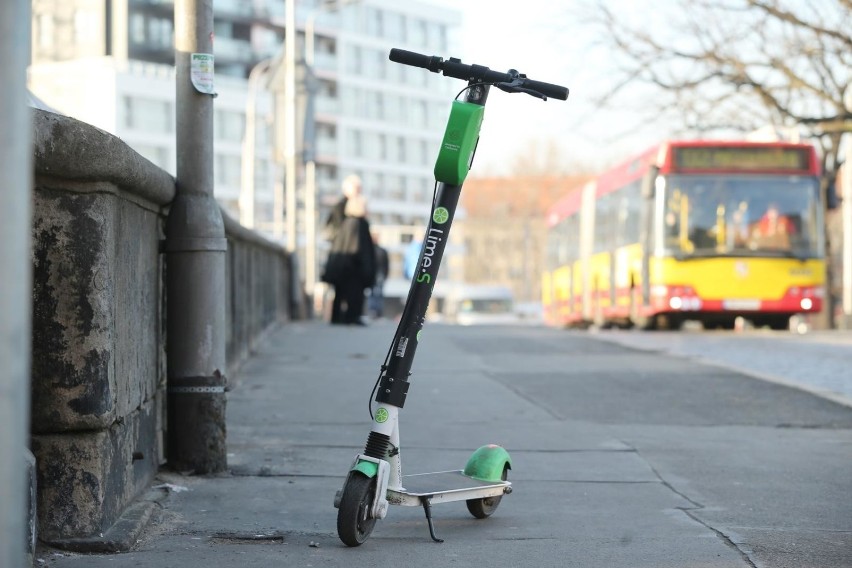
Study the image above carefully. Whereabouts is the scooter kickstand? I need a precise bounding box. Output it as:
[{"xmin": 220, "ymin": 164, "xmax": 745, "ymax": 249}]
[{"xmin": 419, "ymin": 496, "xmax": 444, "ymax": 543}]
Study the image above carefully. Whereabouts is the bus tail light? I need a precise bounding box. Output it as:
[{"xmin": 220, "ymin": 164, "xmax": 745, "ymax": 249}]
[
  {"xmin": 652, "ymin": 284, "xmax": 703, "ymax": 311},
  {"xmin": 783, "ymin": 285, "xmax": 824, "ymax": 311}
]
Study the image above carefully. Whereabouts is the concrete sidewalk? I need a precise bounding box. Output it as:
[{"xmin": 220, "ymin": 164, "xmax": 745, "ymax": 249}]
[{"xmin": 39, "ymin": 321, "xmax": 852, "ymax": 567}]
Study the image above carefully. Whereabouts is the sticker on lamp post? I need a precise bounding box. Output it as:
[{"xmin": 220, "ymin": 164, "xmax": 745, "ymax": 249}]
[{"xmin": 190, "ymin": 53, "xmax": 216, "ymax": 95}]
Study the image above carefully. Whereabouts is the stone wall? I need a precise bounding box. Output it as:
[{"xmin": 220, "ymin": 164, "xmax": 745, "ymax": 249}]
[{"xmin": 29, "ymin": 109, "xmax": 291, "ymax": 545}]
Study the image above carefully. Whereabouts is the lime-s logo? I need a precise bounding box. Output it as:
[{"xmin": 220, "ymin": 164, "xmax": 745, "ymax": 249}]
[
  {"xmin": 375, "ymin": 407, "xmax": 389, "ymax": 423},
  {"xmin": 416, "ymin": 273, "xmax": 431, "ymax": 283},
  {"xmin": 433, "ymin": 207, "xmax": 449, "ymax": 224}
]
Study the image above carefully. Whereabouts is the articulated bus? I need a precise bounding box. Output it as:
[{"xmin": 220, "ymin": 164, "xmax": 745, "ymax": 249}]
[{"xmin": 542, "ymin": 140, "xmax": 826, "ymax": 330}]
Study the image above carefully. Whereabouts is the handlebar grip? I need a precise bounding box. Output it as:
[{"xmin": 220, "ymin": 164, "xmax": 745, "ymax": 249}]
[
  {"xmin": 389, "ymin": 48, "xmax": 441, "ymax": 71},
  {"xmin": 523, "ymin": 78, "xmax": 569, "ymax": 101}
]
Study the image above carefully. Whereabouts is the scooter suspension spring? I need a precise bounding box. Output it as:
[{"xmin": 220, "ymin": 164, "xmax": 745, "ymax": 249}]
[{"xmin": 364, "ymin": 431, "xmax": 391, "ymax": 459}]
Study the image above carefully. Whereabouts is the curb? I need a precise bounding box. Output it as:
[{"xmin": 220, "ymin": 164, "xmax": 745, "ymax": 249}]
[{"xmin": 42, "ymin": 487, "xmax": 167, "ymax": 553}]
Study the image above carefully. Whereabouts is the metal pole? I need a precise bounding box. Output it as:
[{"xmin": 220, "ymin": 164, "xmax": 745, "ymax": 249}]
[
  {"xmin": 843, "ymin": 138, "xmax": 852, "ymax": 320},
  {"xmin": 240, "ymin": 60, "xmax": 271, "ymax": 229},
  {"xmin": 284, "ymin": 0, "xmax": 297, "ymax": 249},
  {"xmin": 303, "ymin": 0, "xmax": 354, "ymax": 302},
  {"xmin": 167, "ymin": 0, "xmax": 228, "ymax": 473},
  {"xmin": 305, "ymin": 12, "xmax": 318, "ymax": 301},
  {"xmin": 0, "ymin": 1, "xmax": 32, "ymax": 565},
  {"xmin": 306, "ymin": 161, "xmax": 318, "ymax": 295}
]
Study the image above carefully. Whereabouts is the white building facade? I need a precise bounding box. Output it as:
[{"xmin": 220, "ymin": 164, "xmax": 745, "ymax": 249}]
[{"xmin": 29, "ymin": 0, "xmax": 463, "ymax": 287}]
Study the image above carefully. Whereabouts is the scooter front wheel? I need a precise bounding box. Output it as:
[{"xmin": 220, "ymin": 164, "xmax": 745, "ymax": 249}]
[{"xmin": 337, "ymin": 472, "xmax": 378, "ymax": 546}]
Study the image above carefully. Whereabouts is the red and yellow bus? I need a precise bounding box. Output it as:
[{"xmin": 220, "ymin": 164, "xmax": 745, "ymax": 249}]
[{"xmin": 543, "ymin": 140, "xmax": 826, "ymax": 330}]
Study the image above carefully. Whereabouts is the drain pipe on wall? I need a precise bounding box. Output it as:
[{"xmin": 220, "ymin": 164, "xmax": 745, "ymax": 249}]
[{"xmin": 167, "ymin": 0, "xmax": 228, "ymax": 474}]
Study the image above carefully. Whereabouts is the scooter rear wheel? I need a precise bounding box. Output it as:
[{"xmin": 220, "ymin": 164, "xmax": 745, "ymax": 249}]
[
  {"xmin": 337, "ymin": 472, "xmax": 378, "ymax": 546},
  {"xmin": 466, "ymin": 466, "xmax": 508, "ymax": 519}
]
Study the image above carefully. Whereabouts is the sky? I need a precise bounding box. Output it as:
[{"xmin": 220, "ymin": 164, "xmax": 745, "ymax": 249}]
[{"xmin": 429, "ymin": 0, "xmax": 666, "ymax": 177}]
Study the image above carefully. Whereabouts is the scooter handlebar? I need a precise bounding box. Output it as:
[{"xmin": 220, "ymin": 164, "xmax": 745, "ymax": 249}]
[{"xmin": 388, "ymin": 48, "xmax": 569, "ymax": 101}]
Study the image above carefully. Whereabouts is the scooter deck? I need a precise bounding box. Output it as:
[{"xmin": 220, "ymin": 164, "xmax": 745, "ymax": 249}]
[{"xmin": 387, "ymin": 469, "xmax": 510, "ymax": 506}]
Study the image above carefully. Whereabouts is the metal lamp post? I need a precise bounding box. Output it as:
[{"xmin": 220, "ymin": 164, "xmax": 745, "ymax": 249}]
[
  {"xmin": 303, "ymin": 0, "xmax": 358, "ymax": 301},
  {"xmin": 239, "ymin": 59, "xmax": 273, "ymax": 229}
]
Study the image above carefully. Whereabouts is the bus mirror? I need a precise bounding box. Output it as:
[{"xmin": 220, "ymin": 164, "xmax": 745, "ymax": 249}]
[{"xmin": 641, "ymin": 166, "xmax": 659, "ymax": 199}]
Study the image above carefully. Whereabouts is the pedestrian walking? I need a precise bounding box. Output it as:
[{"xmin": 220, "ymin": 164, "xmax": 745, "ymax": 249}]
[
  {"xmin": 324, "ymin": 174, "xmax": 361, "ymax": 242},
  {"xmin": 321, "ymin": 176, "xmax": 376, "ymax": 325}
]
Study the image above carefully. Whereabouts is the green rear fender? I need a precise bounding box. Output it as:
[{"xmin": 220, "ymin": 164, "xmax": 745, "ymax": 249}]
[{"xmin": 463, "ymin": 444, "xmax": 512, "ymax": 482}]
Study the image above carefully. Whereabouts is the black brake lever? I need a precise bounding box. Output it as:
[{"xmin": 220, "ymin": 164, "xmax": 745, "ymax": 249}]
[{"xmin": 495, "ymin": 70, "xmax": 548, "ymax": 100}]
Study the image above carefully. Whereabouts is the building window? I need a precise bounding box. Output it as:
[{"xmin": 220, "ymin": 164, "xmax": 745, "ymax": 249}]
[
  {"xmin": 123, "ymin": 97, "xmax": 172, "ymax": 133},
  {"xmin": 134, "ymin": 144, "xmax": 170, "ymax": 171},
  {"xmin": 215, "ymin": 110, "xmax": 245, "ymax": 141},
  {"xmin": 74, "ymin": 10, "xmax": 100, "ymax": 48},
  {"xmin": 367, "ymin": 91, "xmax": 384, "ymax": 120},
  {"xmin": 396, "ymin": 136, "xmax": 407, "ymax": 163},
  {"xmin": 419, "ymin": 139, "xmax": 431, "ymax": 166},
  {"xmin": 363, "ymin": 47, "xmax": 385, "ymax": 79},
  {"xmin": 215, "ymin": 153, "xmax": 241, "ymax": 188},
  {"xmin": 149, "ymin": 17, "xmax": 173, "ymax": 49},
  {"xmin": 349, "ymin": 130, "xmax": 363, "ymax": 157},
  {"xmin": 411, "ymin": 18, "xmax": 427, "ymax": 47},
  {"xmin": 386, "ymin": 12, "xmax": 406, "ymax": 42},
  {"xmin": 122, "ymin": 96, "xmax": 134, "ymax": 129},
  {"xmin": 37, "ymin": 14, "xmax": 54, "ymax": 50},
  {"xmin": 411, "ymin": 100, "xmax": 428, "ymax": 127},
  {"xmin": 378, "ymin": 134, "xmax": 387, "ymax": 160},
  {"xmin": 145, "ymin": 98, "xmax": 171, "ymax": 132},
  {"xmin": 363, "ymin": 132, "xmax": 379, "ymax": 160},
  {"xmin": 437, "ymin": 24, "xmax": 447, "ymax": 51},
  {"xmin": 347, "ymin": 44, "xmax": 362, "ymax": 74},
  {"xmin": 130, "ymin": 13, "xmax": 146, "ymax": 45},
  {"xmin": 390, "ymin": 175, "xmax": 405, "ymax": 200},
  {"xmin": 366, "ymin": 7, "xmax": 383, "ymax": 37}
]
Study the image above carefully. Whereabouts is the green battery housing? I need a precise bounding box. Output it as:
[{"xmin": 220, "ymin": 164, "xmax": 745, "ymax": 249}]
[{"xmin": 434, "ymin": 101, "xmax": 484, "ymax": 185}]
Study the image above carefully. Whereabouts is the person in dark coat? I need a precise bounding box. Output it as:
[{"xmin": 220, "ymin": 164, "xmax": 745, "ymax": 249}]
[
  {"xmin": 323, "ymin": 174, "xmax": 361, "ymax": 242},
  {"xmin": 322, "ymin": 192, "xmax": 376, "ymax": 325}
]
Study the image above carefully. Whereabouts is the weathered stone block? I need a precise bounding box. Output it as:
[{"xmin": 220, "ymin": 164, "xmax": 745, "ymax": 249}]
[
  {"xmin": 31, "ymin": 397, "xmax": 162, "ymax": 541},
  {"xmin": 31, "ymin": 188, "xmax": 116, "ymax": 432},
  {"xmin": 30, "ymin": 186, "xmax": 165, "ymax": 433}
]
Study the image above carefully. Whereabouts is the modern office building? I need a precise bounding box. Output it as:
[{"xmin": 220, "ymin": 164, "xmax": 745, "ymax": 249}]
[{"xmin": 29, "ymin": 0, "xmax": 463, "ymax": 286}]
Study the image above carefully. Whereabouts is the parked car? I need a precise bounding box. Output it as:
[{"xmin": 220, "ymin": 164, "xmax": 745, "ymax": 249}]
[{"xmin": 443, "ymin": 284, "xmax": 518, "ymax": 326}]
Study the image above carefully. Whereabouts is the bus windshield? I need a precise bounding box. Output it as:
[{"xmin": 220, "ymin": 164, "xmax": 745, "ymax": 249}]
[{"xmin": 659, "ymin": 174, "xmax": 823, "ymax": 259}]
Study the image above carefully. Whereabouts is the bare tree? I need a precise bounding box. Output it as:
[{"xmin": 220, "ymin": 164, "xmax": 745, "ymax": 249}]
[
  {"xmin": 509, "ymin": 137, "xmax": 597, "ymax": 176},
  {"xmin": 585, "ymin": 0, "xmax": 851, "ymax": 173}
]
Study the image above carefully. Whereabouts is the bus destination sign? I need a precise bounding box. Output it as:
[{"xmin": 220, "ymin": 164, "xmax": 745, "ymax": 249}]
[{"xmin": 673, "ymin": 146, "xmax": 811, "ymax": 172}]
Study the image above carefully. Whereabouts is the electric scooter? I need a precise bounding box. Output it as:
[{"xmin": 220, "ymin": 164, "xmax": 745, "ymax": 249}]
[{"xmin": 333, "ymin": 48, "xmax": 569, "ymax": 546}]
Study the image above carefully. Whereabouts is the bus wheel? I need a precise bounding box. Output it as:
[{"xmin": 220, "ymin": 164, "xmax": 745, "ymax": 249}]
[
  {"xmin": 767, "ymin": 316, "xmax": 791, "ymax": 331},
  {"xmin": 656, "ymin": 315, "xmax": 682, "ymax": 331}
]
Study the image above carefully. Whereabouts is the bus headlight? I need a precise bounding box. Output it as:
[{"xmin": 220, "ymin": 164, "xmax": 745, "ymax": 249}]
[{"xmin": 800, "ymin": 298, "xmax": 814, "ymax": 310}]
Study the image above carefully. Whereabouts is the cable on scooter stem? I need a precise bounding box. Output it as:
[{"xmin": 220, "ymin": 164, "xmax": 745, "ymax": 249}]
[
  {"xmin": 368, "ymin": 180, "xmax": 444, "ymax": 420},
  {"xmin": 388, "ymin": 48, "xmax": 569, "ymax": 101}
]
